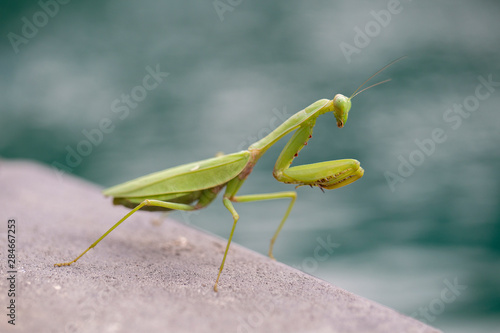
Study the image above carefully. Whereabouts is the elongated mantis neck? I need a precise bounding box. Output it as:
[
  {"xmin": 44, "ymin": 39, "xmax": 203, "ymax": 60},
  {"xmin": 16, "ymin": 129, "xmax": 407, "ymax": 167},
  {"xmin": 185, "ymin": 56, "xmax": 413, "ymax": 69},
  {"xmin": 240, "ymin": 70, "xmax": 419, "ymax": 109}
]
[{"xmin": 248, "ymin": 99, "xmax": 334, "ymax": 158}]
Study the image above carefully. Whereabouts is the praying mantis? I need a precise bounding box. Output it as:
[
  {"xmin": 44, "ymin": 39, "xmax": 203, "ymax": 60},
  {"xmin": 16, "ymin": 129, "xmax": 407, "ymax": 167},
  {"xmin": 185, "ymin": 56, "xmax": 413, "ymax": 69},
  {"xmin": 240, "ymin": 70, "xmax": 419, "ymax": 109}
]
[{"xmin": 55, "ymin": 58, "xmax": 404, "ymax": 291}]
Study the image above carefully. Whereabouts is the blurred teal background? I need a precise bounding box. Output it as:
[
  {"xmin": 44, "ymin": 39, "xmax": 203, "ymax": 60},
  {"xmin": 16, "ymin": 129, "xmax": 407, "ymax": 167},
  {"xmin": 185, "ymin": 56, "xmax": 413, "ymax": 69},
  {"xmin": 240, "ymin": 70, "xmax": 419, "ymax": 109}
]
[{"xmin": 1, "ymin": 1, "xmax": 499, "ymax": 332}]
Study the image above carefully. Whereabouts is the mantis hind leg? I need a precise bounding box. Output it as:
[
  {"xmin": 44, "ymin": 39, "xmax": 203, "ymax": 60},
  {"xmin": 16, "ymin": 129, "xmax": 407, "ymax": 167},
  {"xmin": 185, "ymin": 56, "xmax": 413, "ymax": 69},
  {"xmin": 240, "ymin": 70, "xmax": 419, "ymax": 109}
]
[{"xmin": 54, "ymin": 199, "xmax": 196, "ymax": 267}]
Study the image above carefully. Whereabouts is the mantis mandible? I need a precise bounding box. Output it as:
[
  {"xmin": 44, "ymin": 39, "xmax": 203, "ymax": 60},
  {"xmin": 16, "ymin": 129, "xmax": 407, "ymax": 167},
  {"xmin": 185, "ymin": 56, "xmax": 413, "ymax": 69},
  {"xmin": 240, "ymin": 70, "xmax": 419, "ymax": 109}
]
[{"xmin": 55, "ymin": 58, "xmax": 404, "ymax": 291}]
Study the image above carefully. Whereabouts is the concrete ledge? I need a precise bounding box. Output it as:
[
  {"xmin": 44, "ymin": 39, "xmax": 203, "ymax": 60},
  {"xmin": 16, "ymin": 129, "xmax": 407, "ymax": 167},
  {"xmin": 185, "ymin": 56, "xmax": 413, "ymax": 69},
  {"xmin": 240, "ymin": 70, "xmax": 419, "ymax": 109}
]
[{"xmin": 0, "ymin": 159, "xmax": 441, "ymax": 333}]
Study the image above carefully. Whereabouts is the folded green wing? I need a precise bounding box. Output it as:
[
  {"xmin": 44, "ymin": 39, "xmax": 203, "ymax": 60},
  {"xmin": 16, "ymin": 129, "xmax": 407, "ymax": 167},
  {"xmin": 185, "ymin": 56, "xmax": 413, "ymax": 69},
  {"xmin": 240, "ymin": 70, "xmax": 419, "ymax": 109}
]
[{"xmin": 103, "ymin": 151, "xmax": 251, "ymax": 198}]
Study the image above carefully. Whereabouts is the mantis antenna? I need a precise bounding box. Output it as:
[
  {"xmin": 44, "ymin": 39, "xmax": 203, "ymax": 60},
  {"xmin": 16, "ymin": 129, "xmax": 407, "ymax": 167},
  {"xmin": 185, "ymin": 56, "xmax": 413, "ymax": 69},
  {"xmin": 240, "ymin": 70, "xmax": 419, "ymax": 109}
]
[{"xmin": 349, "ymin": 56, "xmax": 407, "ymax": 100}]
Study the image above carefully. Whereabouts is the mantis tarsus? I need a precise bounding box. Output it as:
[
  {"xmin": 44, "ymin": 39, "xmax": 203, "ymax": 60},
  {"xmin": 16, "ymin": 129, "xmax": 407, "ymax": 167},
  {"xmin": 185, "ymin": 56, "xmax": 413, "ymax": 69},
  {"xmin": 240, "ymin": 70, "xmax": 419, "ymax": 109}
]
[{"xmin": 55, "ymin": 57, "xmax": 405, "ymax": 291}]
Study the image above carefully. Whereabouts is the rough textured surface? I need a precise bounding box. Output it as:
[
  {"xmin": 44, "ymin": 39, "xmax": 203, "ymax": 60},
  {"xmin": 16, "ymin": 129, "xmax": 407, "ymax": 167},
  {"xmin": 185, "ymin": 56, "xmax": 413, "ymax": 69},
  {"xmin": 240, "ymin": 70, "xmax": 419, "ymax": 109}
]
[{"xmin": 0, "ymin": 159, "xmax": 441, "ymax": 333}]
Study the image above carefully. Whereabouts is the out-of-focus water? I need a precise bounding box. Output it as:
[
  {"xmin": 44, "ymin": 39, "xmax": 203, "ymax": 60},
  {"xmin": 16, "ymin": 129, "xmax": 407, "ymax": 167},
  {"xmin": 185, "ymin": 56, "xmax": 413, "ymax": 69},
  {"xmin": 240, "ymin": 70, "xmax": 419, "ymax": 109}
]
[{"xmin": 2, "ymin": 1, "xmax": 499, "ymax": 331}]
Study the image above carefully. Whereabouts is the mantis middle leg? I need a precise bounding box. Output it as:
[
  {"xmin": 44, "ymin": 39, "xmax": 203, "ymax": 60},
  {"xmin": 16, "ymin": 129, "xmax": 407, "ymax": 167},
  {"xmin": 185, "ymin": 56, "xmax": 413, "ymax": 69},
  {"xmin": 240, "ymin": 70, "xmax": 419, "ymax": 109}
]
[{"xmin": 214, "ymin": 177, "xmax": 297, "ymax": 291}]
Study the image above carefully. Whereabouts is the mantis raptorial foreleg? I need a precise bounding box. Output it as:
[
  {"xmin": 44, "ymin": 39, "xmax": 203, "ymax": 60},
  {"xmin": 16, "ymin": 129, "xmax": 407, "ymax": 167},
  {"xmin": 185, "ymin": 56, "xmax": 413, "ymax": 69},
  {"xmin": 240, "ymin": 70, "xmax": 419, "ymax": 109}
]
[{"xmin": 272, "ymin": 116, "xmax": 364, "ymax": 190}]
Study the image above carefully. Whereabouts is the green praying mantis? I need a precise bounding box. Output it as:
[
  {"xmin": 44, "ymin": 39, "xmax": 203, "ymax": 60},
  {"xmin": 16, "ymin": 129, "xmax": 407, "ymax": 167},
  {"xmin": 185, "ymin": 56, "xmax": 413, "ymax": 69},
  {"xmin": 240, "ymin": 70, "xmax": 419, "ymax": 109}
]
[{"xmin": 55, "ymin": 58, "xmax": 405, "ymax": 291}]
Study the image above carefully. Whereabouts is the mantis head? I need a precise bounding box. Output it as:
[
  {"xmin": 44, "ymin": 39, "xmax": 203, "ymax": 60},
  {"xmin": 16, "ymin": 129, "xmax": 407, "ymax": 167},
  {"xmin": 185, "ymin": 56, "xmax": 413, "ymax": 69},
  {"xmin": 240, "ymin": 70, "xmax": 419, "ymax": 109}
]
[
  {"xmin": 332, "ymin": 56, "xmax": 407, "ymax": 129},
  {"xmin": 332, "ymin": 94, "xmax": 351, "ymax": 128}
]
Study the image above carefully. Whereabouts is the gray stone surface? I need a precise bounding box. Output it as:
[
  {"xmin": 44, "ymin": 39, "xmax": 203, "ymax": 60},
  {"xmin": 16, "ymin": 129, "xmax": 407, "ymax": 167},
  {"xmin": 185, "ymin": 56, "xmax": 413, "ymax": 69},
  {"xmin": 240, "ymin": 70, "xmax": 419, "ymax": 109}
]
[{"xmin": 0, "ymin": 159, "xmax": 441, "ymax": 333}]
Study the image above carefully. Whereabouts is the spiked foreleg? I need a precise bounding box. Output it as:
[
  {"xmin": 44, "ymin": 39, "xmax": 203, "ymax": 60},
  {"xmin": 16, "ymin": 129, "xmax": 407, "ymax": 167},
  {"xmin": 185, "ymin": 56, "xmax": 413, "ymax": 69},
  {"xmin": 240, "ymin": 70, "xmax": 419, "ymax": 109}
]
[
  {"xmin": 273, "ymin": 120, "xmax": 364, "ymax": 190},
  {"xmin": 273, "ymin": 119, "xmax": 316, "ymax": 183}
]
